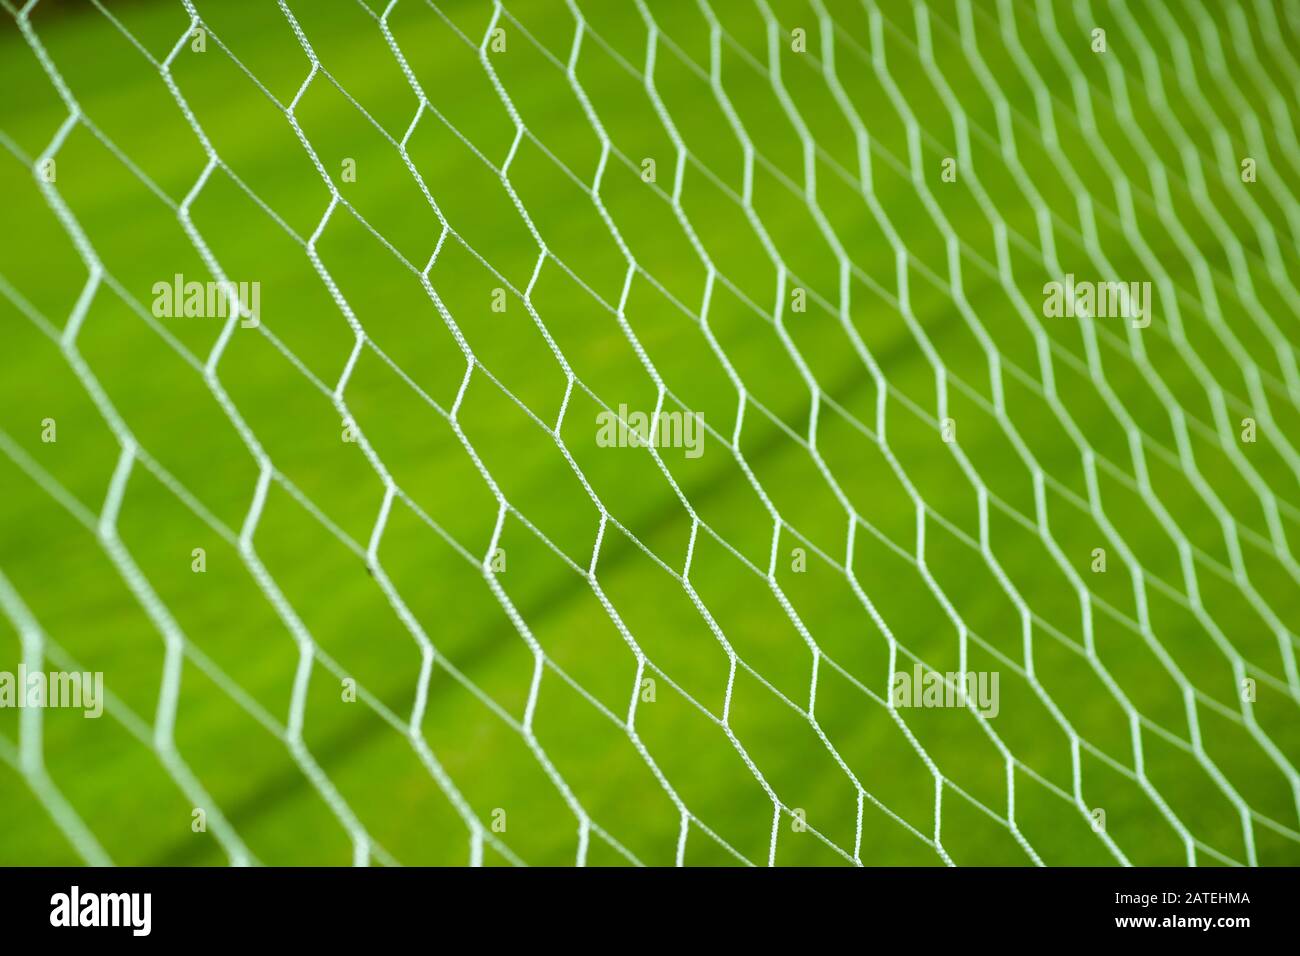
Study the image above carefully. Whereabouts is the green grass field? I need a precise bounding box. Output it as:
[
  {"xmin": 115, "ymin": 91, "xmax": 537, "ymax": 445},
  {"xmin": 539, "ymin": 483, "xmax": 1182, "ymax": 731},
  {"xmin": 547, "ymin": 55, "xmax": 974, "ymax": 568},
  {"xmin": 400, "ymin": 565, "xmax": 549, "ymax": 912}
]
[{"xmin": 2, "ymin": 0, "xmax": 1300, "ymax": 867}]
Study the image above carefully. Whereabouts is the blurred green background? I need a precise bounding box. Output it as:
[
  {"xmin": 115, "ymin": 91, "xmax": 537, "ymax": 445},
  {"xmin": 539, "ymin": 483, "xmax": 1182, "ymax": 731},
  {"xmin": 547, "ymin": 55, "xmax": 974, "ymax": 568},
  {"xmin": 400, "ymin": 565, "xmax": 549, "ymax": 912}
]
[{"xmin": 2, "ymin": 0, "xmax": 1299, "ymax": 866}]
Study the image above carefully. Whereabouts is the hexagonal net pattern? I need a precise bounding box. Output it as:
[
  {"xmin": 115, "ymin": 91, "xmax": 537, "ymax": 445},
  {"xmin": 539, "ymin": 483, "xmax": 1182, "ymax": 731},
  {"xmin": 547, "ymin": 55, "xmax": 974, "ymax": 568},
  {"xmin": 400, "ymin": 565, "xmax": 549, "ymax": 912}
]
[{"xmin": 1, "ymin": 0, "xmax": 1299, "ymax": 866}]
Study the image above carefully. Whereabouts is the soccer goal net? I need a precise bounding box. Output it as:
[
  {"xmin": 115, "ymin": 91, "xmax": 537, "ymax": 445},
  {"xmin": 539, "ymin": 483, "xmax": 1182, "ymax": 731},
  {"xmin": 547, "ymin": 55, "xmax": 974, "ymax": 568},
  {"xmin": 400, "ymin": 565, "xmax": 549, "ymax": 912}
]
[{"xmin": 1, "ymin": 0, "xmax": 1298, "ymax": 867}]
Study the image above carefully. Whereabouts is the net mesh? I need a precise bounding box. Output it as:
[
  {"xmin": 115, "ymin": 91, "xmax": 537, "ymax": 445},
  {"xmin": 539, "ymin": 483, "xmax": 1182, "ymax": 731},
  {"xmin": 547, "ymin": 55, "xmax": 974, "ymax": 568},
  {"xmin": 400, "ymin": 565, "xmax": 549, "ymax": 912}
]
[{"xmin": 1, "ymin": 0, "xmax": 1299, "ymax": 866}]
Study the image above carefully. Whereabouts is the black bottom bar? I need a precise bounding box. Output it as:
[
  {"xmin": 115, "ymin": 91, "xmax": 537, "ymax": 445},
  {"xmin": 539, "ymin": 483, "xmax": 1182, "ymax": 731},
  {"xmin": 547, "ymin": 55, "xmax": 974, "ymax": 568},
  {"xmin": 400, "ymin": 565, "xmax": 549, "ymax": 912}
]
[{"xmin": 0, "ymin": 866, "xmax": 1281, "ymax": 941}]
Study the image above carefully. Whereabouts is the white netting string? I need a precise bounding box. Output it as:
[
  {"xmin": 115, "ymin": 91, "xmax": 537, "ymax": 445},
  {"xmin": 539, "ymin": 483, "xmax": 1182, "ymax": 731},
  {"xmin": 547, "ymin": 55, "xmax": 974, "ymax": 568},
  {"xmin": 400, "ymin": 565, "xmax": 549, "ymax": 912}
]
[{"xmin": 1, "ymin": 0, "xmax": 1298, "ymax": 867}]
